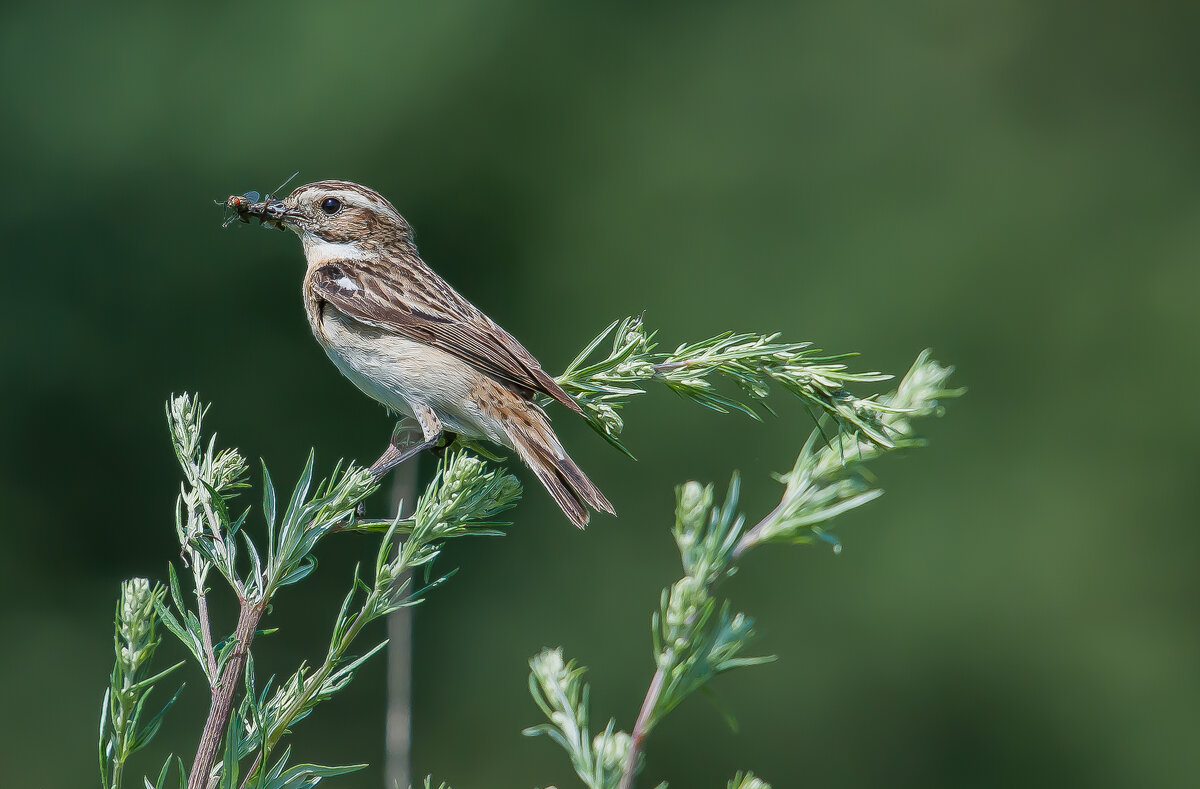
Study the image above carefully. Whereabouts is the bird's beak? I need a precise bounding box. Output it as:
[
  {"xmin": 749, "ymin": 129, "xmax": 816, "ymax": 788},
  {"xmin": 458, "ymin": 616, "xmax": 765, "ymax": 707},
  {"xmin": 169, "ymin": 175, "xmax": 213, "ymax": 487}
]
[
  {"xmin": 244, "ymin": 198, "xmax": 306, "ymax": 231},
  {"xmin": 264, "ymin": 199, "xmax": 305, "ymax": 225}
]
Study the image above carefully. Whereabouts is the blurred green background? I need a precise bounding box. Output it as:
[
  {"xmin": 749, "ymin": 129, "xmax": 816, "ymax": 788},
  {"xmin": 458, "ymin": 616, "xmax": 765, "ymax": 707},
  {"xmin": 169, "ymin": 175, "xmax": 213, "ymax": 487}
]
[{"xmin": 3, "ymin": 2, "xmax": 1198, "ymax": 786}]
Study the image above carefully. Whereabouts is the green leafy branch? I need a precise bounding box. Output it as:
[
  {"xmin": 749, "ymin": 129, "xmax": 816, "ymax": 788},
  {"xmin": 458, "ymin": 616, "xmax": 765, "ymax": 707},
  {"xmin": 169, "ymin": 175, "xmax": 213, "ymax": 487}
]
[
  {"xmin": 99, "ymin": 579, "xmax": 184, "ymax": 789},
  {"xmin": 526, "ymin": 352, "xmax": 961, "ymax": 789},
  {"xmin": 526, "ymin": 650, "xmax": 634, "ymax": 789},
  {"xmin": 97, "ymin": 326, "xmax": 959, "ymax": 789},
  {"xmin": 233, "ymin": 454, "xmax": 520, "ymax": 786},
  {"xmin": 552, "ymin": 316, "xmax": 893, "ymax": 458},
  {"xmin": 98, "ymin": 395, "xmax": 520, "ymax": 789}
]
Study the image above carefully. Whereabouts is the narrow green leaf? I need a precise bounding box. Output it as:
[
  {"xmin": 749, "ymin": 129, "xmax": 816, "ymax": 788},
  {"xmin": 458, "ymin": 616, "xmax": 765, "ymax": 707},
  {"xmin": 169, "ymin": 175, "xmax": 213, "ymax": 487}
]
[
  {"xmin": 99, "ymin": 688, "xmax": 111, "ymax": 784},
  {"xmin": 132, "ymin": 683, "xmax": 185, "ymax": 751},
  {"xmin": 166, "ymin": 564, "xmax": 186, "ymax": 617},
  {"xmin": 128, "ymin": 660, "xmax": 186, "ymax": 694},
  {"xmin": 280, "ymin": 451, "xmax": 315, "ymax": 535},
  {"xmin": 262, "ymin": 461, "xmax": 277, "ymax": 564},
  {"xmin": 153, "ymin": 601, "xmax": 202, "ymax": 667}
]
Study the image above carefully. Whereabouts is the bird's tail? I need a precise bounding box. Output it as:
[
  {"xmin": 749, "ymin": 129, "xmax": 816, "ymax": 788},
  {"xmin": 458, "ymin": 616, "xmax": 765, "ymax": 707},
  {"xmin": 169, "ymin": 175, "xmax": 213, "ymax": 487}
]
[{"xmin": 504, "ymin": 405, "xmax": 615, "ymax": 529}]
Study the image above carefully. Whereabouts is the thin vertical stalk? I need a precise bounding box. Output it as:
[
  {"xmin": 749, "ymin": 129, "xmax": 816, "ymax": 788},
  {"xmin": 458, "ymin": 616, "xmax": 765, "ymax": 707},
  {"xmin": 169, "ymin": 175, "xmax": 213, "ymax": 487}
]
[{"xmin": 385, "ymin": 461, "xmax": 418, "ymax": 789}]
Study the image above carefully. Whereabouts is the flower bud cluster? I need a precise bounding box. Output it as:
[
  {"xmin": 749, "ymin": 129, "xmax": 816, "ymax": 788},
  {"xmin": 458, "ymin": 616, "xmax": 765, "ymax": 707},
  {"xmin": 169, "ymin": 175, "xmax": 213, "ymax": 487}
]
[
  {"xmin": 116, "ymin": 578, "xmax": 162, "ymax": 681},
  {"xmin": 321, "ymin": 465, "xmax": 376, "ymax": 519},
  {"xmin": 210, "ymin": 447, "xmax": 248, "ymax": 494},
  {"xmin": 526, "ymin": 648, "xmax": 630, "ymax": 789},
  {"xmin": 418, "ymin": 451, "xmax": 521, "ymax": 536},
  {"xmin": 167, "ymin": 394, "xmax": 203, "ymax": 463},
  {"xmin": 588, "ymin": 402, "xmax": 624, "ymax": 437},
  {"xmin": 592, "ymin": 729, "xmax": 632, "ymax": 777}
]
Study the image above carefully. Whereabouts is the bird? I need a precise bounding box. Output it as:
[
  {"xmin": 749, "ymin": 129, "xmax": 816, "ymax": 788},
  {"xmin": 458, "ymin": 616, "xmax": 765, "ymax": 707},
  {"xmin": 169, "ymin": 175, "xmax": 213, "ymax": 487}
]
[{"xmin": 249, "ymin": 180, "xmax": 614, "ymax": 528}]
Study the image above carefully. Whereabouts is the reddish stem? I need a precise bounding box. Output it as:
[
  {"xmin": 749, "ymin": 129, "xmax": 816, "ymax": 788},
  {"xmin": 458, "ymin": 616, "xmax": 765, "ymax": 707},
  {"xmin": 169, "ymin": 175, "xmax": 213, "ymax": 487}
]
[
  {"xmin": 188, "ymin": 600, "xmax": 264, "ymax": 789},
  {"xmin": 618, "ymin": 665, "xmax": 667, "ymax": 789}
]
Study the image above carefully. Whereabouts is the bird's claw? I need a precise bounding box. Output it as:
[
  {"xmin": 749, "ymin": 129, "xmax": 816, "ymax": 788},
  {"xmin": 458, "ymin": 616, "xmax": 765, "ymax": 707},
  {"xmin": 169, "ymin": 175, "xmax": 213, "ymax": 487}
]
[{"xmin": 430, "ymin": 431, "xmax": 458, "ymax": 459}]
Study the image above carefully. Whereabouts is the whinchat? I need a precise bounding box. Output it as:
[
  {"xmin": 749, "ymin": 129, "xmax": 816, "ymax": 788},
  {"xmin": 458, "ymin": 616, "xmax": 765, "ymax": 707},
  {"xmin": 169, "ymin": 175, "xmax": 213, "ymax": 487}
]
[{"xmin": 232, "ymin": 180, "xmax": 614, "ymax": 528}]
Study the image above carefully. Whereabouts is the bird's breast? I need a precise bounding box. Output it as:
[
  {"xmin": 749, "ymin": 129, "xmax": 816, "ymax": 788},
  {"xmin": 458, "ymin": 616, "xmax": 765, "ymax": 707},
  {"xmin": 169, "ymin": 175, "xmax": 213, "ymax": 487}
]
[{"xmin": 315, "ymin": 305, "xmax": 503, "ymax": 442}]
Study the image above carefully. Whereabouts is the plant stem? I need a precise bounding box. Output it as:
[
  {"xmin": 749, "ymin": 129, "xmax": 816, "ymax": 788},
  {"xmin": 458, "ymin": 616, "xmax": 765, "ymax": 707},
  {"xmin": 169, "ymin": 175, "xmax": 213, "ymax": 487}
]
[
  {"xmin": 618, "ymin": 663, "xmax": 668, "ymax": 789},
  {"xmin": 246, "ymin": 588, "xmax": 379, "ymax": 785},
  {"xmin": 731, "ymin": 501, "xmax": 785, "ymax": 562},
  {"xmin": 385, "ymin": 463, "xmax": 417, "ymax": 789},
  {"xmin": 620, "ymin": 500, "xmax": 783, "ymax": 789},
  {"xmin": 238, "ymin": 753, "xmax": 262, "ymax": 789},
  {"xmin": 193, "ymin": 565, "xmax": 219, "ymax": 681},
  {"xmin": 188, "ymin": 600, "xmax": 264, "ymax": 789}
]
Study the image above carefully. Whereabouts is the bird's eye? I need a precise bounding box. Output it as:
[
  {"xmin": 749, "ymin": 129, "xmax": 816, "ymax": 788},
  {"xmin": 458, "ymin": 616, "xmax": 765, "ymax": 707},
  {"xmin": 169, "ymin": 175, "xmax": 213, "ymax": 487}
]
[{"xmin": 320, "ymin": 197, "xmax": 343, "ymax": 215}]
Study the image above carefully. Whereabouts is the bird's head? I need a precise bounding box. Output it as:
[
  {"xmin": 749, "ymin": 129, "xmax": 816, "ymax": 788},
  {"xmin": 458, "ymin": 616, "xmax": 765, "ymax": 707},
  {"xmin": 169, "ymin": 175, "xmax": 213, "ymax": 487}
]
[{"xmin": 258, "ymin": 180, "xmax": 414, "ymax": 260}]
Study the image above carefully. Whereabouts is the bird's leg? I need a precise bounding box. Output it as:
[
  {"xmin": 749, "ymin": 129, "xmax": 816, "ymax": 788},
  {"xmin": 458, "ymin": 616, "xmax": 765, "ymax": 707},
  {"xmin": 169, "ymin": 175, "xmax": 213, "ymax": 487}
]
[
  {"xmin": 368, "ymin": 430, "xmax": 455, "ymax": 479},
  {"xmin": 350, "ymin": 419, "xmax": 417, "ymax": 519},
  {"xmin": 358, "ymin": 408, "xmax": 449, "ymax": 518},
  {"xmin": 368, "ymin": 439, "xmax": 438, "ymax": 478},
  {"xmin": 357, "ymin": 431, "xmax": 436, "ymax": 518},
  {"xmin": 363, "ymin": 419, "xmax": 416, "ymax": 477},
  {"xmin": 367, "ymin": 406, "xmax": 446, "ymax": 480}
]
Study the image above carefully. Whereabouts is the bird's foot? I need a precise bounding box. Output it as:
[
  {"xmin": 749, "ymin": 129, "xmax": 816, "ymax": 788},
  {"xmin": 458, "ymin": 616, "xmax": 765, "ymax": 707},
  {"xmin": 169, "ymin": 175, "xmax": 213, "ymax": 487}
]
[{"xmin": 430, "ymin": 431, "xmax": 458, "ymax": 459}]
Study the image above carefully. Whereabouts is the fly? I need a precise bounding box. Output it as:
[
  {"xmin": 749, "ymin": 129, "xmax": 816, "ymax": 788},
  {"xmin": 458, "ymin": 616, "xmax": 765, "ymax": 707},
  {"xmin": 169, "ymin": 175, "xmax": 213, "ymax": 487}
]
[{"xmin": 218, "ymin": 171, "xmax": 300, "ymax": 228}]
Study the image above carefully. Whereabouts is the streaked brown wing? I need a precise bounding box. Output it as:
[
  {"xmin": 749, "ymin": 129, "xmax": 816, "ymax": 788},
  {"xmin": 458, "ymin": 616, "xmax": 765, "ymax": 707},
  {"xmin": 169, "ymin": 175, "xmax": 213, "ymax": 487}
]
[{"xmin": 309, "ymin": 259, "xmax": 583, "ymax": 413}]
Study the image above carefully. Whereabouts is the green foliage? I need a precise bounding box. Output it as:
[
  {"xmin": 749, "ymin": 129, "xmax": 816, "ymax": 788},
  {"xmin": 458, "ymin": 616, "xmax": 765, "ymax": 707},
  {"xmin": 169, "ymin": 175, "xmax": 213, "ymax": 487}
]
[
  {"xmin": 553, "ymin": 316, "xmax": 895, "ymax": 458},
  {"xmin": 525, "ymin": 650, "xmax": 631, "ymax": 789},
  {"xmin": 739, "ymin": 350, "xmax": 962, "ymax": 552},
  {"xmin": 99, "ymin": 579, "xmax": 184, "ymax": 789},
  {"xmin": 144, "ymin": 756, "xmax": 186, "ymax": 789},
  {"xmin": 526, "ymin": 350, "xmax": 961, "ymax": 789},
  {"xmin": 100, "ymin": 395, "xmax": 520, "ymax": 789},
  {"xmin": 98, "ymin": 329, "xmax": 957, "ymax": 789},
  {"xmin": 234, "ymin": 453, "xmax": 521, "ymax": 778},
  {"xmin": 346, "ymin": 450, "xmax": 522, "ymax": 538}
]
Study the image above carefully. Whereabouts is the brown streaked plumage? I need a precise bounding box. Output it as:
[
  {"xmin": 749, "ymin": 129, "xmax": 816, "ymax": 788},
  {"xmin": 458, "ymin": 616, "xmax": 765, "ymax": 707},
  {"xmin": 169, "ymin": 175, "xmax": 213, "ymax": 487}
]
[{"xmin": 249, "ymin": 179, "xmax": 613, "ymax": 527}]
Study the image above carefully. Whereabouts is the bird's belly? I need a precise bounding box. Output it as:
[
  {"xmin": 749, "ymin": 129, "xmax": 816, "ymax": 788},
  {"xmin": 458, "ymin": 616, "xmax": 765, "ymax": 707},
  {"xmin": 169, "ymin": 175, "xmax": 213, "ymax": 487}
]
[{"xmin": 318, "ymin": 307, "xmax": 500, "ymax": 441}]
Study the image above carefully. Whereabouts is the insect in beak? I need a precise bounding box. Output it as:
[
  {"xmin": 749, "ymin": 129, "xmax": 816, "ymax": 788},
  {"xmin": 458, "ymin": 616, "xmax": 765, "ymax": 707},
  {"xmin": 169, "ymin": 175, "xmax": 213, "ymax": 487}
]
[
  {"xmin": 256, "ymin": 198, "xmax": 299, "ymax": 229},
  {"xmin": 218, "ymin": 171, "xmax": 301, "ymax": 229},
  {"xmin": 218, "ymin": 190, "xmax": 261, "ymax": 228},
  {"xmin": 221, "ymin": 195, "xmax": 298, "ymax": 230}
]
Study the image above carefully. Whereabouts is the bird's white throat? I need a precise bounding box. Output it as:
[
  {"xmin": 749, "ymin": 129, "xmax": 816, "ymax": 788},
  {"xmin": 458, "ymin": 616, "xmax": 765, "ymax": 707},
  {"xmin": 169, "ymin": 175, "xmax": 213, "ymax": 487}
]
[{"xmin": 301, "ymin": 234, "xmax": 374, "ymax": 265}]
